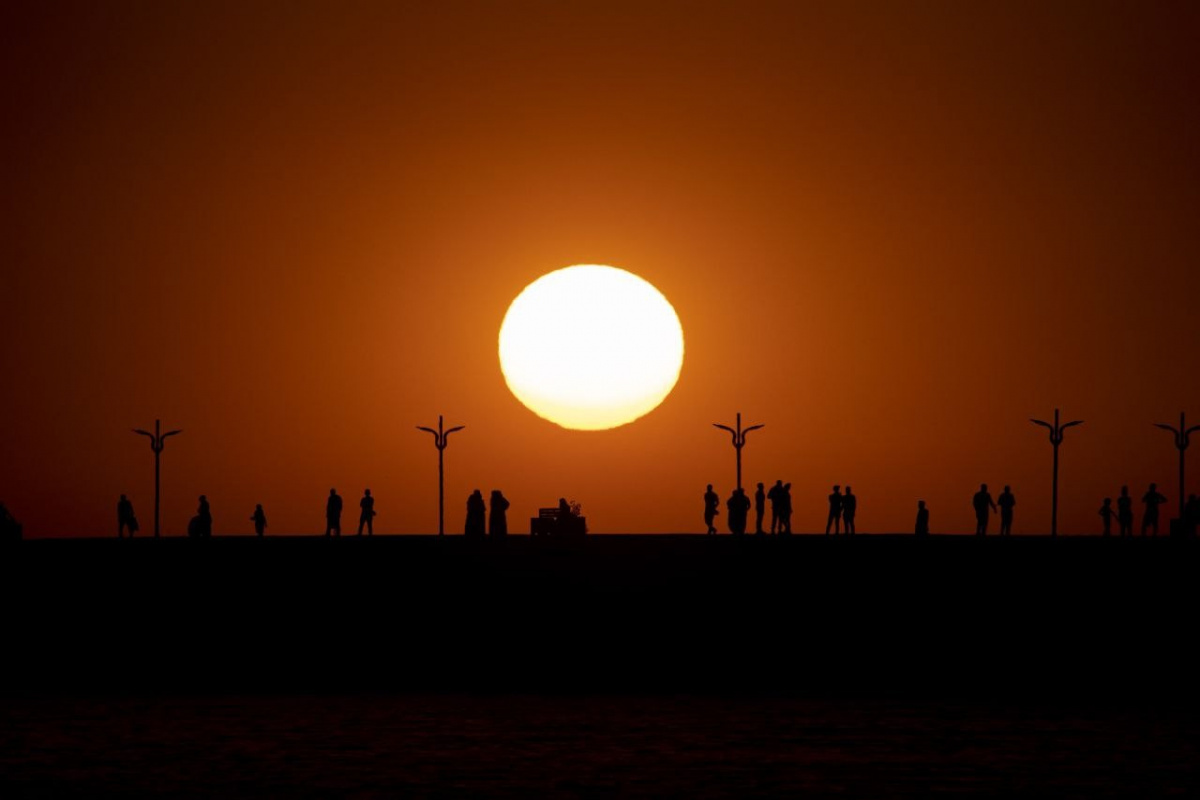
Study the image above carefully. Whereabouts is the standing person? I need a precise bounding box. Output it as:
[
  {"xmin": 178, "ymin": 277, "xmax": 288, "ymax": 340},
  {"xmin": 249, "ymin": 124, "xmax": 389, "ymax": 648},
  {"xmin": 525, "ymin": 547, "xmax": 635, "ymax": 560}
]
[
  {"xmin": 703, "ymin": 484, "xmax": 719, "ymax": 535},
  {"xmin": 842, "ymin": 486, "xmax": 857, "ymax": 535},
  {"xmin": 997, "ymin": 485, "xmax": 1016, "ymax": 536},
  {"xmin": 754, "ymin": 483, "xmax": 766, "ymax": 535},
  {"xmin": 726, "ymin": 488, "xmax": 750, "ymax": 536},
  {"xmin": 1117, "ymin": 486, "xmax": 1134, "ymax": 537},
  {"xmin": 325, "ymin": 489, "xmax": 343, "ymax": 537},
  {"xmin": 117, "ymin": 494, "xmax": 136, "ymax": 538},
  {"xmin": 250, "ymin": 504, "xmax": 267, "ymax": 537},
  {"xmin": 465, "ymin": 490, "xmax": 486, "ymax": 538},
  {"xmin": 489, "ymin": 490, "xmax": 510, "ymax": 538},
  {"xmin": 197, "ymin": 495, "xmax": 212, "ymax": 537},
  {"xmin": 358, "ymin": 489, "xmax": 375, "ymax": 536},
  {"xmin": 972, "ymin": 484, "xmax": 996, "ymax": 536},
  {"xmin": 1141, "ymin": 483, "xmax": 1168, "ymax": 536},
  {"xmin": 915, "ymin": 500, "xmax": 930, "ymax": 536},
  {"xmin": 1098, "ymin": 498, "xmax": 1115, "ymax": 537},
  {"xmin": 781, "ymin": 482, "xmax": 794, "ymax": 535},
  {"xmin": 825, "ymin": 485, "xmax": 843, "ymax": 535},
  {"xmin": 767, "ymin": 480, "xmax": 784, "ymax": 534}
]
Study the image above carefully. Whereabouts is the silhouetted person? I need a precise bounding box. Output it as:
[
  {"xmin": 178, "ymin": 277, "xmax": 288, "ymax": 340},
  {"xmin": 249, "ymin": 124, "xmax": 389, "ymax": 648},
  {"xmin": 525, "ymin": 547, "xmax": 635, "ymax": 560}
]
[
  {"xmin": 972, "ymin": 484, "xmax": 996, "ymax": 535},
  {"xmin": 465, "ymin": 490, "xmax": 486, "ymax": 538},
  {"xmin": 842, "ymin": 486, "xmax": 857, "ymax": 535},
  {"xmin": 1099, "ymin": 498, "xmax": 1115, "ymax": 537},
  {"xmin": 1185, "ymin": 494, "xmax": 1200, "ymax": 538},
  {"xmin": 915, "ymin": 500, "xmax": 929, "ymax": 536},
  {"xmin": 725, "ymin": 488, "xmax": 750, "ymax": 535},
  {"xmin": 825, "ymin": 485, "xmax": 843, "ymax": 535},
  {"xmin": 703, "ymin": 484, "xmax": 719, "ymax": 535},
  {"xmin": 754, "ymin": 482, "xmax": 765, "ymax": 535},
  {"xmin": 325, "ymin": 489, "xmax": 343, "ymax": 537},
  {"xmin": 251, "ymin": 504, "xmax": 267, "ymax": 537},
  {"xmin": 117, "ymin": 494, "xmax": 136, "ymax": 538},
  {"xmin": 1141, "ymin": 482, "xmax": 1168, "ymax": 536},
  {"xmin": 781, "ymin": 482, "xmax": 793, "ymax": 535},
  {"xmin": 767, "ymin": 480, "xmax": 784, "ymax": 534},
  {"xmin": 1117, "ymin": 486, "xmax": 1133, "ymax": 537},
  {"xmin": 489, "ymin": 490, "xmax": 509, "ymax": 538},
  {"xmin": 197, "ymin": 495, "xmax": 212, "ymax": 538},
  {"xmin": 997, "ymin": 485, "xmax": 1016, "ymax": 536},
  {"xmin": 358, "ymin": 489, "xmax": 375, "ymax": 536}
]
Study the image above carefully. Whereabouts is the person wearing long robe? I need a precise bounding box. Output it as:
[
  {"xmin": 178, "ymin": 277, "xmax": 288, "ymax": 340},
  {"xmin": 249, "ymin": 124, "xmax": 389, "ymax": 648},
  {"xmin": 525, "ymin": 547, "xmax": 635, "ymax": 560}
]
[
  {"xmin": 465, "ymin": 490, "xmax": 486, "ymax": 537},
  {"xmin": 489, "ymin": 490, "xmax": 509, "ymax": 538}
]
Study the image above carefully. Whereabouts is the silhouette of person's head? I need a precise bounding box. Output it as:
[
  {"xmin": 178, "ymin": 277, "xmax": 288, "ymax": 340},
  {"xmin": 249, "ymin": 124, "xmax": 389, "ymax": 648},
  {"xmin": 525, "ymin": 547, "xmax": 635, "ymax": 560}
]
[
  {"xmin": 833, "ymin": 485, "xmax": 840, "ymax": 492},
  {"xmin": 1004, "ymin": 485, "xmax": 1011, "ymax": 492},
  {"xmin": 200, "ymin": 495, "xmax": 207, "ymax": 502},
  {"xmin": 980, "ymin": 484, "xmax": 987, "ymax": 491},
  {"xmin": 784, "ymin": 482, "xmax": 791, "ymax": 491},
  {"xmin": 918, "ymin": 500, "xmax": 926, "ymax": 509},
  {"xmin": 256, "ymin": 504, "xmax": 262, "ymax": 510},
  {"xmin": 1149, "ymin": 482, "xmax": 1157, "ymax": 491},
  {"xmin": 364, "ymin": 489, "xmax": 371, "ymax": 496},
  {"xmin": 706, "ymin": 484, "xmax": 713, "ymax": 492},
  {"xmin": 330, "ymin": 488, "xmax": 337, "ymax": 496},
  {"xmin": 757, "ymin": 482, "xmax": 764, "ymax": 490},
  {"xmin": 1121, "ymin": 485, "xmax": 1129, "ymax": 496},
  {"xmin": 846, "ymin": 485, "xmax": 852, "ymax": 493},
  {"xmin": 120, "ymin": 494, "xmax": 126, "ymax": 501},
  {"xmin": 775, "ymin": 480, "xmax": 783, "ymax": 488}
]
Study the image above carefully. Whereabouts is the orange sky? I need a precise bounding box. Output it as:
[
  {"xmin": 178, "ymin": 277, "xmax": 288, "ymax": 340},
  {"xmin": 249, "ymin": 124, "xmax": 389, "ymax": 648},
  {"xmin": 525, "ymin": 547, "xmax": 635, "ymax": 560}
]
[{"xmin": 2, "ymin": 1, "xmax": 1199, "ymax": 537}]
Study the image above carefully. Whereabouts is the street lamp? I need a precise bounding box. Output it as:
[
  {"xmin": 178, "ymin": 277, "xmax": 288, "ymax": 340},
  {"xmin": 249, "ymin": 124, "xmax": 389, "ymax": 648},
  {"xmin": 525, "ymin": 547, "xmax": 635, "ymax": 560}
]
[
  {"xmin": 712, "ymin": 412, "xmax": 764, "ymax": 492},
  {"xmin": 416, "ymin": 415, "xmax": 465, "ymax": 536},
  {"xmin": 132, "ymin": 419, "xmax": 182, "ymax": 538},
  {"xmin": 1154, "ymin": 411, "xmax": 1199, "ymax": 520},
  {"xmin": 1030, "ymin": 408, "xmax": 1082, "ymax": 537}
]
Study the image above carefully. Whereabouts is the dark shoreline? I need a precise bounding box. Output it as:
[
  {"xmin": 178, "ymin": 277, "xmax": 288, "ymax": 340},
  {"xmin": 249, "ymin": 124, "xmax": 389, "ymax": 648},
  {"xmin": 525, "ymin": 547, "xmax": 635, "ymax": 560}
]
[{"xmin": 3, "ymin": 535, "xmax": 1196, "ymax": 699}]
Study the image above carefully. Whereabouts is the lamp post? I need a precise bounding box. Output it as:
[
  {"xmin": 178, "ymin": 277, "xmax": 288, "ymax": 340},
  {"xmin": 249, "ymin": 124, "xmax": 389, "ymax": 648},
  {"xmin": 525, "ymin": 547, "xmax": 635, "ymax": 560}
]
[
  {"xmin": 1153, "ymin": 411, "xmax": 1200, "ymax": 520},
  {"xmin": 712, "ymin": 412, "xmax": 764, "ymax": 492},
  {"xmin": 1030, "ymin": 408, "xmax": 1082, "ymax": 537},
  {"xmin": 416, "ymin": 415, "xmax": 465, "ymax": 536},
  {"xmin": 132, "ymin": 419, "xmax": 182, "ymax": 538}
]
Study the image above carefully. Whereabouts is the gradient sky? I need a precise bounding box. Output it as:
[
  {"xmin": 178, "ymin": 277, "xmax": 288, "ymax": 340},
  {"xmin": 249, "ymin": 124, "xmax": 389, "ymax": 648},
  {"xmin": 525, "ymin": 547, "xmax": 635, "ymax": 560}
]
[{"xmin": 3, "ymin": 1, "xmax": 1198, "ymax": 537}]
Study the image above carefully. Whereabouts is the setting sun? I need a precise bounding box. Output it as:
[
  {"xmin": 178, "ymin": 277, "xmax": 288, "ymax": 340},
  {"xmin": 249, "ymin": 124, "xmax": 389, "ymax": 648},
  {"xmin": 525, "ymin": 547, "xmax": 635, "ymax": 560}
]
[{"xmin": 498, "ymin": 265, "xmax": 685, "ymax": 430}]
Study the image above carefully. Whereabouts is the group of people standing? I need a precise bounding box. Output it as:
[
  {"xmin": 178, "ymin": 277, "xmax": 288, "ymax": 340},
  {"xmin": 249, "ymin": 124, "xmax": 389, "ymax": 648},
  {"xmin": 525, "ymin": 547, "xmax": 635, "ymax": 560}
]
[
  {"xmin": 970, "ymin": 484, "xmax": 1017, "ymax": 536},
  {"xmin": 1097, "ymin": 484, "xmax": 1197, "ymax": 537},
  {"xmin": 464, "ymin": 489, "xmax": 510, "ymax": 538},
  {"xmin": 704, "ymin": 480, "xmax": 795, "ymax": 535}
]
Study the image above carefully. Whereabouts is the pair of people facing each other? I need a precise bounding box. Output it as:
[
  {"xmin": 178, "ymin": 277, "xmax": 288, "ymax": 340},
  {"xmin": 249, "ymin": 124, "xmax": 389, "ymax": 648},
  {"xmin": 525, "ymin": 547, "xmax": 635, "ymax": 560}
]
[{"xmin": 464, "ymin": 489, "xmax": 510, "ymax": 537}]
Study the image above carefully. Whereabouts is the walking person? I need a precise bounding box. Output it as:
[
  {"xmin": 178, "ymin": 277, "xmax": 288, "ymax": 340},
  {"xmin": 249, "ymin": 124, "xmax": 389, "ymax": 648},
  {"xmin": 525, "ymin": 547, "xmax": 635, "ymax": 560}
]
[
  {"xmin": 489, "ymin": 490, "xmax": 509, "ymax": 538},
  {"xmin": 1117, "ymin": 486, "xmax": 1134, "ymax": 537},
  {"xmin": 754, "ymin": 482, "xmax": 766, "ymax": 535},
  {"xmin": 825, "ymin": 485, "xmax": 843, "ymax": 535},
  {"xmin": 1141, "ymin": 482, "xmax": 1168, "ymax": 536},
  {"xmin": 250, "ymin": 504, "xmax": 267, "ymax": 537},
  {"xmin": 703, "ymin": 484, "xmax": 719, "ymax": 535},
  {"xmin": 117, "ymin": 494, "xmax": 137, "ymax": 538},
  {"xmin": 358, "ymin": 489, "xmax": 375, "ymax": 536},
  {"xmin": 997, "ymin": 485, "xmax": 1016, "ymax": 536},
  {"xmin": 972, "ymin": 484, "xmax": 996, "ymax": 536},
  {"xmin": 325, "ymin": 488, "xmax": 343, "ymax": 537},
  {"xmin": 842, "ymin": 486, "xmax": 857, "ymax": 535}
]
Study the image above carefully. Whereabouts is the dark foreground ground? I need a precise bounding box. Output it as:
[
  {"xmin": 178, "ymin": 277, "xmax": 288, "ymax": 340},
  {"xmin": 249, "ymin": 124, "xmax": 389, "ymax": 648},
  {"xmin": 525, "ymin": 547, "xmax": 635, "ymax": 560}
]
[
  {"xmin": 3, "ymin": 535, "xmax": 1199, "ymax": 797},
  {"xmin": 2, "ymin": 534, "xmax": 1196, "ymax": 697}
]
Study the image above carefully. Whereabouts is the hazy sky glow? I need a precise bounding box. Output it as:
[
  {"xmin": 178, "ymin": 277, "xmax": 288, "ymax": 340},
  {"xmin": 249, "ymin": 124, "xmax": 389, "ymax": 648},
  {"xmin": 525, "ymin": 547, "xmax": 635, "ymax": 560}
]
[{"xmin": 2, "ymin": 1, "xmax": 1198, "ymax": 536}]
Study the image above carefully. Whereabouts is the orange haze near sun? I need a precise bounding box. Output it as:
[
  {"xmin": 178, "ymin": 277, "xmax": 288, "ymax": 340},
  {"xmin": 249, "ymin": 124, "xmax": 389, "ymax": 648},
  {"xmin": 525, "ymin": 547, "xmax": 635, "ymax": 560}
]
[{"xmin": 2, "ymin": 2, "xmax": 1199, "ymax": 537}]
